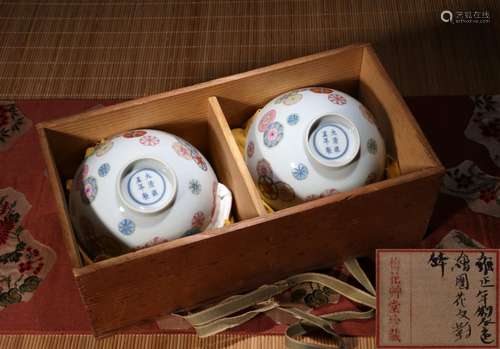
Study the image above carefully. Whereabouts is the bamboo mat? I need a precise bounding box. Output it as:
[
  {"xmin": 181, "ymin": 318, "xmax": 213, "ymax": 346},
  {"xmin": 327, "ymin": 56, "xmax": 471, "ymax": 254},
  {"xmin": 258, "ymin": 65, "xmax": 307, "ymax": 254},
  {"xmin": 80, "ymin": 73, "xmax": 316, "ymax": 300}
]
[
  {"xmin": 0, "ymin": 334, "xmax": 375, "ymax": 349},
  {"xmin": 0, "ymin": 0, "xmax": 499, "ymax": 98},
  {"xmin": 0, "ymin": 1, "xmax": 498, "ymax": 348}
]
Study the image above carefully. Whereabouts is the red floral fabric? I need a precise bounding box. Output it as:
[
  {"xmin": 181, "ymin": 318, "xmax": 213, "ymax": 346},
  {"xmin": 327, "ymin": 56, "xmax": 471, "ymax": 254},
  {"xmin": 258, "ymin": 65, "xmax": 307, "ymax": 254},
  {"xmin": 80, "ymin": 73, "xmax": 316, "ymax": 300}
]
[{"xmin": 0, "ymin": 96, "xmax": 498, "ymax": 337}]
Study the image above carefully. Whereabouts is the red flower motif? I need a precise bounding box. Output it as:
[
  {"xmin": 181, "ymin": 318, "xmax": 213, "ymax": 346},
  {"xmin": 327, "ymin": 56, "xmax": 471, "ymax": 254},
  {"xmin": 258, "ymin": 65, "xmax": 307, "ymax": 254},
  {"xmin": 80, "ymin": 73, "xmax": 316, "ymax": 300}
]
[
  {"xmin": 192, "ymin": 152, "xmax": 208, "ymax": 171},
  {"xmin": 246, "ymin": 141, "xmax": 255, "ymax": 158},
  {"xmin": 123, "ymin": 130, "xmax": 147, "ymax": 138},
  {"xmin": 192, "ymin": 211, "xmax": 206, "ymax": 228},
  {"xmin": 328, "ymin": 93, "xmax": 347, "ymax": 105},
  {"xmin": 82, "ymin": 164, "xmax": 89, "ymax": 177},
  {"xmin": 139, "ymin": 135, "xmax": 160, "ymax": 146},
  {"xmin": 18, "ymin": 261, "xmax": 33, "ymax": 273},
  {"xmin": 258, "ymin": 110, "xmax": 276, "ymax": 132},
  {"xmin": 0, "ymin": 201, "xmax": 9, "ymax": 215},
  {"xmin": 256, "ymin": 159, "xmax": 273, "ymax": 178},
  {"xmin": 267, "ymin": 128, "xmax": 279, "ymax": 141},
  {"xmin": 0, "ymin": 217, "xmax": 14, "ymax": 245}
]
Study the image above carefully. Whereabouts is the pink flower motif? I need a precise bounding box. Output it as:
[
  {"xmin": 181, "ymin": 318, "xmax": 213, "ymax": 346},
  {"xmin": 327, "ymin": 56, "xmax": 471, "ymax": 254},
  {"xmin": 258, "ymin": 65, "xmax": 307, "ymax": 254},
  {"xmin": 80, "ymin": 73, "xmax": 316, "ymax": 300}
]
[
  {"xmin": 140, "ymin": 135, "xmax": 160, "ymax": 146},
  {"xmin": 123, "ymin": 130, "xmax": 147, "ymax": 138},
  {"xmin": 82, "ymin": 164, "xmax": 89, "ymax": 177},
  {"xmin": 267, "ymin": 128, "xmax": 279, "ymax": 141},
  {"xmin": 246, "ymin": 141, "xmax": 255, "ymax": 158},
  {"xmin": 192, "ymin": 152, "xmax": 208, "ymax": 171},
  {"xmin": 172, "ymin": 142, "xmax": 192, "ymax": 159},
  {"xmin": 192, "ymin": 211, "xmax": 205, "ymax": 228},
  {"xmin": 258, "ymin": 109, "xmax": 276, "ymax": 132},
  {"xmin": 328, "ymin": 93, "xmax": 347, "ymax": 105}
]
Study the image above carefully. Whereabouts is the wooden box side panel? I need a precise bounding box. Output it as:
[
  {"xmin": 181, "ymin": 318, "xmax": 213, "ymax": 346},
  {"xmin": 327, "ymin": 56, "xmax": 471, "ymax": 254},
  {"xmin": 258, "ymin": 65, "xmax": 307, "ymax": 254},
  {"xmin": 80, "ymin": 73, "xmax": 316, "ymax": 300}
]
[
  {"xmin": 37, "ymin": 128, "xmax": 82, "ymax": 267},
  {"xmin": 75, "ymin": 168, "xmax": 443, "ymax": 336},
  {"xmin": 207, "ymin": 97, "xmax": 267, "ymax": 219},
  {"xmin": 39, "ymin": 45, "xmax": 364, "ymax": 139},
  {"xmin": 359, "ymin": 46, "xmax": 442, "ymax": 174}
]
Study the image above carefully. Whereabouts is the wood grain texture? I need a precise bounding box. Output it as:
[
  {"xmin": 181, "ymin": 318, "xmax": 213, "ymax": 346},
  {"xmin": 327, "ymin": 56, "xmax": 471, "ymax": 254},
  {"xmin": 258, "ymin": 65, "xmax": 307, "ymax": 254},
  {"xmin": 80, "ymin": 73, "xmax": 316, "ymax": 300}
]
[
  {"xmin": 358, "ymin": 46, "xmax": 441, "ymax": 174},
  {"xmin": 36, "ymin": 44, "xmax": 363, "ymax": 139},
  {"xmin": 0, "ymin": 0, "xmax": 498, "ymax": 98},
  {"xmin": 36, "ymin": 127, "xmax": 83, "ymax": 267},
  {"xmin": 0, "ymin": 334, "xmax": 375, "ymax": 349},
  {"xmin": 36, "ymin": 45, "xmax": 445, "ymax": 336},
  {"xmin": 207, "ymin": 96, "xmax": 267, "ymax": 219}
]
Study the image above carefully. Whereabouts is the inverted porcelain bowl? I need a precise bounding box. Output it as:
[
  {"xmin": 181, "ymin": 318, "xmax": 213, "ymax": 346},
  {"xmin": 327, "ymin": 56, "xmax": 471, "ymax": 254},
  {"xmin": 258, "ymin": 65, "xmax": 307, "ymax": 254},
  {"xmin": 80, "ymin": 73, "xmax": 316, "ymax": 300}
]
[
  {"xmin": 69, "ymin": 129, "xmax": 231, "ymax": 256},
  {"xmin": 245, "ymin": 87, "xmax": 386, "ymax": 210}
]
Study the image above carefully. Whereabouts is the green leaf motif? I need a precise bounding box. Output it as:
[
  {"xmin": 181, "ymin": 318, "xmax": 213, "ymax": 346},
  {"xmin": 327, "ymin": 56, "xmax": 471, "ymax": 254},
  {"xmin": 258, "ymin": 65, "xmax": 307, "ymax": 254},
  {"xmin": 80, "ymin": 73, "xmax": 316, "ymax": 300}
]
[
  {"xmin": 304, "ymin": 289, "xmax": 330, "ymax": 308},
  {"xmin": 0, "ymin": 288, "xmax": 22, "ymax": 306},
  {"xmin": 19, "ymin": 276, "xmax": 41, "ymax": 293},
  {"xmin": 0, "ymin": 250, "xmax": 22, "ymax": 264},
  {"xmin": 290, "ymin": 288, "xmax": 307, "ymax": 303}
]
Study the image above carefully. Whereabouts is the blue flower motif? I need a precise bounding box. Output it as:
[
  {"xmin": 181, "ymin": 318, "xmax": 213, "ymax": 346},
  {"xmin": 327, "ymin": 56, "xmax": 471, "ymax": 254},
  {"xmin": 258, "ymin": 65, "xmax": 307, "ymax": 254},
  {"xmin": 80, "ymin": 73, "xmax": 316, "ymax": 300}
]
[
  {"xmin": 118, "ymin": 218, "xmax": 135, "ymax": 235},
  {"xmin": 291, "ymin": 163, "xmax": 309, "ymax": 180},
  {"xmin": 189, "ymin": 179, "xmax": 202, "ymax": 195},
  {"xmin": 287, "ymin": 113, "xmax": 299, "ymax": 125},
  {"xmin": 98, "ymin": 163, "xmax": 110, "ymax": 177}
]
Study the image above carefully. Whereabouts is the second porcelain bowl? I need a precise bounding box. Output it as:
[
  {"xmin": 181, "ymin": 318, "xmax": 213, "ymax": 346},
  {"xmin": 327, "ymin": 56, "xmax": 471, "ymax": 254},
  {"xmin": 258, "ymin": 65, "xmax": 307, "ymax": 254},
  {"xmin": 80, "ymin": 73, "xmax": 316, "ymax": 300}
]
[{"xmin": 245, "ymin": 87, "xmax": 386, "ymax": 210}]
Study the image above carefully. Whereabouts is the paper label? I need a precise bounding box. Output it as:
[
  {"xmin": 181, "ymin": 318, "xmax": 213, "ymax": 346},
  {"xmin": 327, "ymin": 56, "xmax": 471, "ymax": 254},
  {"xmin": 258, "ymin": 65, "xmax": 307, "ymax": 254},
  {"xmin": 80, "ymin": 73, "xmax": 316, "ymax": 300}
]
[{"xmin": 377, "ymin": 249, "xmax": 499, "ymax": 348}]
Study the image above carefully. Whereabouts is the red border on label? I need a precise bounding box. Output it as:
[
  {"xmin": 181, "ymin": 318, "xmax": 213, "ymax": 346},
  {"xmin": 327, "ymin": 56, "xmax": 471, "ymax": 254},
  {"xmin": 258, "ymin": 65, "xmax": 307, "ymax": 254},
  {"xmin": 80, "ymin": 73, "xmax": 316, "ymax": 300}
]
[{"xmin": 376, "ymin": 249, "xmax": 500, "ymax": 349}]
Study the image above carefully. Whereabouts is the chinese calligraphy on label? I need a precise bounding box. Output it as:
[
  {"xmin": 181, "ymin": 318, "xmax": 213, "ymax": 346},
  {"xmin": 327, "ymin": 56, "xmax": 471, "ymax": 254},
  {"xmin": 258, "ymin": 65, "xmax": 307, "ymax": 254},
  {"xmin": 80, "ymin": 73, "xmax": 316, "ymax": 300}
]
[{"xmin": 378, "ymin": 250, "xmax": 498, "ymax": 348}]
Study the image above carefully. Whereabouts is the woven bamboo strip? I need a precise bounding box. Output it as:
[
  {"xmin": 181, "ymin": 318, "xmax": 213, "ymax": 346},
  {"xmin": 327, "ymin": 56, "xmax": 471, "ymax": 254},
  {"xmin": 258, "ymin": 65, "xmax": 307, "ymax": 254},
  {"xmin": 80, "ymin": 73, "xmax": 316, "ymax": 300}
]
[
  {"xmin": 0, "ymin": 0, "xmax": 498, "ymax": 98},
  {"xmin": 0, "ymin": 335, "xmax": 375, "ymax": 349}
]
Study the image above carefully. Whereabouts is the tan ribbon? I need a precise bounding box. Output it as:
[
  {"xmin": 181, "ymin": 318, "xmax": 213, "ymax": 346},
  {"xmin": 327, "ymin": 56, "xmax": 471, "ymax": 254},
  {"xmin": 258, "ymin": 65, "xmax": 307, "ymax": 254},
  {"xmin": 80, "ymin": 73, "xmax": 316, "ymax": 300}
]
[{"xmin": 179, "ymin": 258, "xmax": 376, "ymax": 349}]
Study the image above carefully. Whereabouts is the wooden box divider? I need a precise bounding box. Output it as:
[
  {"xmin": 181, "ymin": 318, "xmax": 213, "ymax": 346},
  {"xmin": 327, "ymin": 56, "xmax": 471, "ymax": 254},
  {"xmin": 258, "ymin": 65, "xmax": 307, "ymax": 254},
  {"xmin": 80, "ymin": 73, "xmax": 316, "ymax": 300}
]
[
  {"xmin": 207, "ymin": 96, "xmax": 267, "ymax": 219},
  {"xmin": 35, "ymin": 44, "xmax": 445, "ymax": 336}
]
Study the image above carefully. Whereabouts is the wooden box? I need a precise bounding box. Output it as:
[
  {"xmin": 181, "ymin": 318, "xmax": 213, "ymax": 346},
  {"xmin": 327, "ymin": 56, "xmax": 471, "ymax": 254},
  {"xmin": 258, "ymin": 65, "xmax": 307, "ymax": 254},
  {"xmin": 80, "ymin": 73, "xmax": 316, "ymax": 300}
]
[{"xmin": 37, "ymin": 44, "xmax": 444, "ymax": 336}]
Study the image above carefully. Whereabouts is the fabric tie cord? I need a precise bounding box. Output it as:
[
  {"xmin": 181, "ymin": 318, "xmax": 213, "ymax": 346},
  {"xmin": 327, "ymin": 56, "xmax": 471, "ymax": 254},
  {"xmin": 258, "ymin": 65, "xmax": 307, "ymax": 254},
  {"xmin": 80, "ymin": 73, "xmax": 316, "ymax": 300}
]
[{"xmin": 178, "ymin": 258, "xmax": 376, "ymax": 349}]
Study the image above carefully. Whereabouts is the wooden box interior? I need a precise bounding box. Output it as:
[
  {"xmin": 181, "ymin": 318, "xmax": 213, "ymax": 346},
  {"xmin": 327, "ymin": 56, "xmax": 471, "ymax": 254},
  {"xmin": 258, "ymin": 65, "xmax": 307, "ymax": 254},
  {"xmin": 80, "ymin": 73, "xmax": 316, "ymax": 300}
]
[{"xmin": 37, "ymin": 44, "xmax": 444, "ymax": 336}]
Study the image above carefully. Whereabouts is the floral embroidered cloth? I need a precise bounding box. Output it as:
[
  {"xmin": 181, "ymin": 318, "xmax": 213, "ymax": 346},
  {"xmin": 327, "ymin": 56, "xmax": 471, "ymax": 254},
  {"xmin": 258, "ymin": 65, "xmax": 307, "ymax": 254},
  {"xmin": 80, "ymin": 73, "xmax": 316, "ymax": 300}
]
[{"xmin": 0, "ymin": 96, "xmax": 498, "ymax": 336}]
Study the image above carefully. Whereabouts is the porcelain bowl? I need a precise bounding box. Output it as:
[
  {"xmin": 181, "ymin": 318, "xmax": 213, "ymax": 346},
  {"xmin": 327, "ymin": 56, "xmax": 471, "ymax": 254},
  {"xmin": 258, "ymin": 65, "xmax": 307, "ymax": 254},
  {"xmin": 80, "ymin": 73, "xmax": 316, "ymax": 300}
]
[
  {"xmin": 245, "ymin": 87, "xmax": 386, "ymax": 210},
  {"xmin": 69, "ymin": 129, "xmax": 231, "ymax": 258}
]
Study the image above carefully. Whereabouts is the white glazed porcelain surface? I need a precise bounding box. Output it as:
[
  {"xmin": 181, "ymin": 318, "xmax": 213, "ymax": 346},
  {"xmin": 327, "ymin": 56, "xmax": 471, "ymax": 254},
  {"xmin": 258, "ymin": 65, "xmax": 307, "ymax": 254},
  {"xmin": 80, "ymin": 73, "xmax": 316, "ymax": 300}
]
[
  {"xmin": 245, "ymin": 87, "xmax": 386, "ymax": 210},
  {"xmin": 69, "ymin": 129, "xmax": 226, "ymax": 252}
]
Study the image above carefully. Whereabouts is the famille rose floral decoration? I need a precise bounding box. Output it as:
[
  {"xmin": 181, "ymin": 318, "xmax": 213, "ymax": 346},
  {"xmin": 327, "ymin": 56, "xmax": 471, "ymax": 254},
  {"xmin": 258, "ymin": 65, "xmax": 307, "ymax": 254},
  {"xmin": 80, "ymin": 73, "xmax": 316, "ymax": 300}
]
[
  {"xmin": 0, "ymin": 102, "xmax": 32, "ymax": 152},
  {"xmin": 245, "ymin": 87, "xmax": 386, "ymax": 210},
  {"xmin": 0, "ymin": 188, "xmax": 56, "ymax": 310},
  {"xmin": 466, "ymin": 95, "xmax": 500, "ymax": 167},
  {"xmin": 441, "ymin": 160, "xmax": 500, "ymax": 218},
  {"xmin": 69, "ymin": 129, "xmax": 232, "ymax": 259}
]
